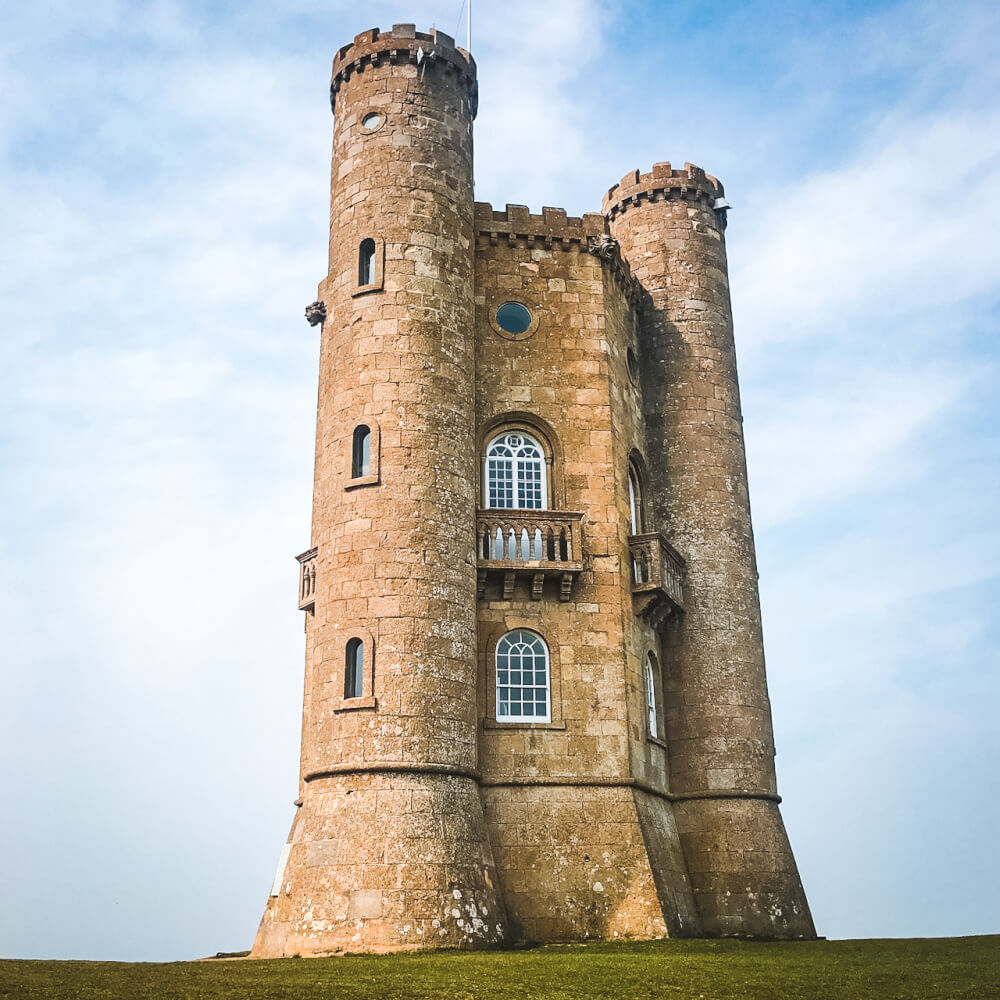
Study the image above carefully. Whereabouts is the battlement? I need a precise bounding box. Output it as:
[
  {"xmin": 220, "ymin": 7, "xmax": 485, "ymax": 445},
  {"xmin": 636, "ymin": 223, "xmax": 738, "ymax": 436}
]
[
  {"xmin": 474, "ymin": 202, "xmax": 644, "ymax": 308},
  {"xmin": 331, "ymin": 25, "xmax": 478, "ymax": 116},
  {"xmin": 602, "ymin": 163, "xmax": 724, "ymax": 220},
  {"xmin": 474, "ymin": 202, "xmax": 606, "ymax": 248}
]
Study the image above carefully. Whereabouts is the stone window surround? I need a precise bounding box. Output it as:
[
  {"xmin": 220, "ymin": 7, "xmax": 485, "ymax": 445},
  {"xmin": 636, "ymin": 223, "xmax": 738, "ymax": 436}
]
[
  {"xmin": 479, "ymin": 618, "xmax": 566, "ymax": 731},
  {"xmin": 358, "ymin": 108, "xmax": 387, "ymax": 135},
  {"xmin": 331, "ymin": 628, "xmax": 377, "ymax": 713},
  {"xmin": 352, "ymin": 235, "xmax": 385, "ymax": 296},
  {"xmin": 345, "ymin": 420, "xmax": 380, "ymax": 490},
  {"xmin": 477, "ymin": 412, "xmax": 564, "ymax": 511},
  {"xmin": 486, "ymin": 292, "xmax": 541, "ymax": 341}
]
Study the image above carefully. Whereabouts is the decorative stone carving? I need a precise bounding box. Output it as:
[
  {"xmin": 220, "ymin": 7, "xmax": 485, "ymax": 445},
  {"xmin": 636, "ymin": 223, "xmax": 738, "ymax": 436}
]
[
  {"xmin": 305, "ymin": 300, "xmax": 327, "ymax": 326},
  {"xmin": 587, "ymin": 234, "xmax": 620, "ymax": 260}
]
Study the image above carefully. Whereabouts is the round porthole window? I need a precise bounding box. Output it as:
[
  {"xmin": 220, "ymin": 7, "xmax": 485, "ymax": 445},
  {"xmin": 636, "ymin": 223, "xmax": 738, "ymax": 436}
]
[
  {"xmin": 361, "ymin": 112, "xmax": 383, "ymax": 131},
  {"xmin": 495, "ymin": 302, "xmax": 532, "ymax": 336},
  {"xmin": 626, "ymin": 347, "xmax": 640, "ymax": 385}
]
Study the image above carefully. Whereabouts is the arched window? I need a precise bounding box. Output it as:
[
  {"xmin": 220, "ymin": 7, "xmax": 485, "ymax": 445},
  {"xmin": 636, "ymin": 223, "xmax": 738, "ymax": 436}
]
[
  {"xmin": 644, "ymin": 653, "xmax": 659, "ymax": 738},
  {"xmin": 627, "ymin": 462, "xmax": 644, "ymax": 535},
  {"xmin": 352, "ymin": 425, "xmax": 371, "ymax": 478},
  {"xmin": 485, "ymin": 431, "xmax": 546, "ymax": 510},
  {"xmin": 496, "ymin": 629, "xmax": 550, "ymax": 723},
  {"xmin": 345, "ymin": 638, "xmax": 364, "ymax": 699},
  {"xmin": 358, "ymin": 239, "xmax": 376, "ymax": 286}
]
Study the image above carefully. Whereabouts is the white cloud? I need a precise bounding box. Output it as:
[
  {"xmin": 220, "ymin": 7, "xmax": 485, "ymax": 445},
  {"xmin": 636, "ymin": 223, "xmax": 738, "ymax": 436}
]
[
  {"xmin": 473, "ymin": 0, "xmax": 617, "ymax": 211},
  {"xmin": 732, "ymin": 109, "xmax": 1000, "ymax": 348},
  {"xmin": 746, "ymin": 362, "xmax": 971, "ymax": 529}
]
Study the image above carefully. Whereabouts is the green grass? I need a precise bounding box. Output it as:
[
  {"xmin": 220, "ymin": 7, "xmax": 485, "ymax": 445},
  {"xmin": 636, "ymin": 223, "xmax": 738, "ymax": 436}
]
[{"xmin": 2, "ymin": 936, "xmax": 998, "ymax": 999}]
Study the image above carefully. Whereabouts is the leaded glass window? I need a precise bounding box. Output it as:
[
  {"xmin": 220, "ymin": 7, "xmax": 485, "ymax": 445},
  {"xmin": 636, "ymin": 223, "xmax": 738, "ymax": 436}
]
[
  {"xmin": 495, "ymin": 629, "xmax": 551, "ymax": 723},
  {"xmin": 485, "ymin": 432, "xmax": 546, "ymax": 510}
]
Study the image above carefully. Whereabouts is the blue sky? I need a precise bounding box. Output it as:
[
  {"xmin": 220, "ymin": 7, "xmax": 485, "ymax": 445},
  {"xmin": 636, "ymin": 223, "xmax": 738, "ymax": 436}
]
[{"xmin": 1, "ymin": 0, "xmax": 997, "ymax": 962}]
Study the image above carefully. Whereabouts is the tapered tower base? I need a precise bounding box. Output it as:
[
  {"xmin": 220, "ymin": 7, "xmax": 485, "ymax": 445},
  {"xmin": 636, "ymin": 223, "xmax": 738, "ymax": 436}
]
[
  {"xmin": 674, "ymin": 797, "xmax": 814, "ymax": 938},
  {"xmin": 481, "ymin": 784, "xmax": 701, "ymax": 943},
  {"xmin": 252, "ymin": 771, "xmax": 508, "ymax": 956}
]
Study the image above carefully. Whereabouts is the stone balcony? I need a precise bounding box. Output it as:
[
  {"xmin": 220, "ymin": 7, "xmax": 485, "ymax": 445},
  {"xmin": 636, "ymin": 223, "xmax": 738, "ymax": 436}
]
[
  {"xmin": 476, "ymin": 509, "xmax": 584, "ymax": 601},
  {"xmin": 628, "ymin": 532, "xmax": 685, "ymax": 628},
  {"xmin": 297, "ymin": 547, "xmax": 317, "ymax": 611}
]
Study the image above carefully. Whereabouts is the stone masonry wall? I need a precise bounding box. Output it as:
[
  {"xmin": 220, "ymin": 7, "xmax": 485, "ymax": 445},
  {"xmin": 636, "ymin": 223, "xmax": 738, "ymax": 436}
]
[{"xmin": 473, "ymin": 205, "xmax": 698, "ymax": 940}]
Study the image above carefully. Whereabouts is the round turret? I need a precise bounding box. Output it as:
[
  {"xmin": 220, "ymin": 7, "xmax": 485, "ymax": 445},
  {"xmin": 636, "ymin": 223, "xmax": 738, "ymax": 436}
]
[
  {"xmin": 252, "ymin": 24, "xmax": 508, "ymax": 957},
  {"xmin": 605, "ymin": 162, "xmax": 816, "ymax": 939}
]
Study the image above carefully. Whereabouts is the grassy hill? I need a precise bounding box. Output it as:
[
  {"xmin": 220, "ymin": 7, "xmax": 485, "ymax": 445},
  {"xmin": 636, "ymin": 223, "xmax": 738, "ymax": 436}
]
[{"xmin": 2, "ymin": 935, "xmax": 997, "ymax": 999}]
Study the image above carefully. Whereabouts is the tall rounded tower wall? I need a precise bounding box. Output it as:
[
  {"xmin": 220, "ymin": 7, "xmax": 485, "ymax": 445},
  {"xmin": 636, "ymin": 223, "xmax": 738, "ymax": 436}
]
[
  {"xmin": 605, "ymin": 163, "xmax": 815, "ymax": 938},
  {"xmin": 312, "ymin": 25, "xmax": 480, "ymax": 775},
  {"xmin": 252, "ymin": 26, "xmax": 508, "ymax": 957}
]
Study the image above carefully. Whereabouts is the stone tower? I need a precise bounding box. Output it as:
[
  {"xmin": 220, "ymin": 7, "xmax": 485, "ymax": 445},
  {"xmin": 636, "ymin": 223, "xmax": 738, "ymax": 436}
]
[
  {"xmin": 605, "ymin": 166, "xmax": 815, "ymax": 937},
  {"xmin": 251, "ymin": 25, "xmax": 508, "ymax": 957},
  {"xmin": 251, "ymin": 23, "xmax": 814, "ymax": 957}
]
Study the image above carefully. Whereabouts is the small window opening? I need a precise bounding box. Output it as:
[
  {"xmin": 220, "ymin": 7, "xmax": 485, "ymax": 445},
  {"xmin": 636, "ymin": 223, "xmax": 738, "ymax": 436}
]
[
  {"xmin": 495, "ymin": 301, "xmax": 532, "ymax": 335},
  {"xmin": 361, "ymin": 112, "xmax": 382, "ymax": 131},
  {"xmin": 626, "ymin": 347, "xmax": 640, "ymax": 385},
  {"xmin": 352, "ymin": 425, "xmax": 371, "ymax": 478},
  {"xmin": 359, "ymin": 239, "xmax": 376, "ymax": 286},
  {"xmin": 345, "ymin": 638, "xmax": 364, "ymax": 699},
  {"xmin": 628, "ymin": 465, "xmax": 643, "ymax": 534},
  {"xmin": 644, "ymin": 653, "xmax": 658, "ymax": 737}
]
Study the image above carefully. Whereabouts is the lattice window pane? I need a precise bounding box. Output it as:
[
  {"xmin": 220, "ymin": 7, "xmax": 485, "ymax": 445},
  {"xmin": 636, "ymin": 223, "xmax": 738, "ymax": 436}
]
[
  {"xmin": 495, "ymin": 629, "xmax": 551, "ymax": 723},
  {"xmin": 486, "ymin": 432, "xmax": 547, "ymax": 511}
]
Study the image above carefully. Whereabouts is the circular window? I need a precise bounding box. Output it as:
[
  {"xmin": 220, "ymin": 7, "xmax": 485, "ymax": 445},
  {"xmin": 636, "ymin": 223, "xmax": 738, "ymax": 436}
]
[
  {"xmin": 626, "ymin": 347, "xmax": 640, "ymax": 385},
  {"xmin": 495, "ymin": 302, "xmax": 532, "ymax": 335},
  {"xmin": 361, "ymin": 112, "xmax": 383, "ymax": 131}
]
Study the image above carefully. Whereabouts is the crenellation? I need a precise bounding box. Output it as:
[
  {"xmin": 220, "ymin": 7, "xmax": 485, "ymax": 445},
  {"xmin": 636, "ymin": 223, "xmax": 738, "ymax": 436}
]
[
  {"xmin": 603, "ymin": 162, "xmax": 725, "ymax": 222},
  {"xmin": 473, "ymin": 201, "xmax": 605, "ymax": 246},
  {"xmin": 332, "ymin": 26, "xmax": 477, "ymax": 116}
]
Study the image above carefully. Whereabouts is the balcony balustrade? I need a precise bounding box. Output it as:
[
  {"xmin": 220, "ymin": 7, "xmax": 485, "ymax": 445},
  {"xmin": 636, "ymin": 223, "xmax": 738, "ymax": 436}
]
[
  {"xmin": 476, "ymin": 509, "xmax": 584, "ymax": 601},
  {"xmin": 297, "ymin": 547, "xmax": 318, "ymax": 611},
  {"xmin": 628, "ymin": 532, "xmax": 685, "ymax": 627}
]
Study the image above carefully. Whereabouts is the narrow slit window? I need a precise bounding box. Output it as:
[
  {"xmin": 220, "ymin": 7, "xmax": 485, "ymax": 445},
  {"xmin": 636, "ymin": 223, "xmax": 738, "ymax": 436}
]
[
  {"xmin": 628, "ymin": 464, "xmax": 643, "ymax": 534},
  {"xmin": 352, "ymin": 425, "xmax": 371, "ymax": 478},
  {"xmin": 644, "ymin": 653, "xmax": 658, "ymax": 737},
  {"xmin": 358, "ymin": 238, "xmax": 376, "ymax": 286},
  {"xmin": 345, "ymin": 638, "xmax": 364, "ymax": 699}
]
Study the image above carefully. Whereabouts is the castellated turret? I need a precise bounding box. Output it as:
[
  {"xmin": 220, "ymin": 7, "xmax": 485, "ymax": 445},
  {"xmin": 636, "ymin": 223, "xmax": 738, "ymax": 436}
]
[
  {"xmin": 251, "ymin": 24, "xmax": 814, "ymax": 957},
  {"xmin": 605, "ymin": 165, "xmax": 815, "ymax": 937}
]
